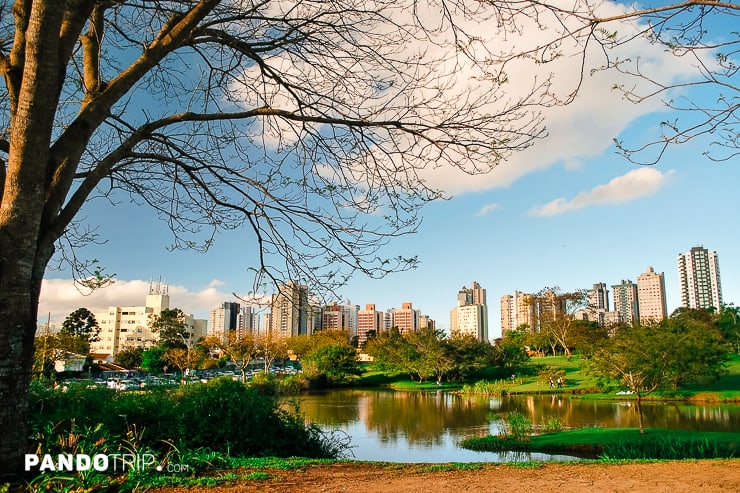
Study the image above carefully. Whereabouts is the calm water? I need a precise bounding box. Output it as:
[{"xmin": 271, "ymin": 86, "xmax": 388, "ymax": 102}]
[{"xmin": 288, "ymin": 389, "xmax": 740, "ymax": 462}]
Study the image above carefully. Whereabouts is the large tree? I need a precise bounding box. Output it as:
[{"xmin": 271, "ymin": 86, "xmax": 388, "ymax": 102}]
[
  {"xmin": 0, "ymin": 0, "xmax": 737, "ymax": 475},
  {"xmin": 0, "ymin": 1, "xmax": 549, "ymax": 474},
  {"xmin": 588, "ymin": 316, "xmax": 727, "ymax": 433},
  {"xmin": 59, "ymin": 307, "xmax": 99, "ymax": 354}
]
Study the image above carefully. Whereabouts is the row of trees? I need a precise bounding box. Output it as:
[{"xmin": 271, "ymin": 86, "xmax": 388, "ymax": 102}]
[{"xmin": 366, "ymin": 328, "xmax": 528, "ymax": 384}]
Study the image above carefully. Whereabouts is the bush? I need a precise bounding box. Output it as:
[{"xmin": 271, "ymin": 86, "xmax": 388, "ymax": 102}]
[
  {"xmin": 29, "ymin": 378, "xmax": 345, "ymax": 460},
  {"xmin": 502, "ymin": 411, "xmax": 532, "ymax": 442}
]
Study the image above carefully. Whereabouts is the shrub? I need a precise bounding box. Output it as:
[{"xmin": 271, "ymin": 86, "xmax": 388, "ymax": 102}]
[{"xmin": 503, "ymin": 411, "xmax": 532, "ymax": 442}]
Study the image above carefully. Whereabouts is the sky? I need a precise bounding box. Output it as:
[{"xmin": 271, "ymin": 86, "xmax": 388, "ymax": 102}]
[{"xmin": 37, "ymin": 2, "xmax": 738, "ymax": 339}]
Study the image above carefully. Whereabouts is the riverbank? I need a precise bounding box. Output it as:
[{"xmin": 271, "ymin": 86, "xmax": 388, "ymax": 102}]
[
  {"xmin": 149, "ymin": 459, "xmax": 739, "ymax": 493},
  {"xmin": 372, "ymin": 354, "xmax": 740, "ymax": 403}
]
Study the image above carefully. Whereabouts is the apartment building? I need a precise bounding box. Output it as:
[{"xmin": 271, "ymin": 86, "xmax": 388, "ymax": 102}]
[
  {"xmin": 612, "ymin": 280, "xmax": 639, "ymax": 325},
  {"xmin": 90, "ymin": 282, "xmax": 207, "ymax": 357},
  {"xmin": 500, "ymin": 290, "xmax": 536, "ymax": 336},
  {"xmin": 637, "ymin": 266, "xmax": 668, "ymax": 323},
  {"xmin": 357, "ymin": 304, "xmax": 384, "ymax": 348},
  {"xmin": 451, "ymin": 282, "xmax": 489, "ymax": 341},
  {"xmin": 678, "ymin": 246, "xmax": 723, "ymax": 310}
]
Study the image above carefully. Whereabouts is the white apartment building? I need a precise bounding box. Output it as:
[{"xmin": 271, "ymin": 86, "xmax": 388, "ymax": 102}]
[
  {"xmin": 90, "ymin": 282, "xmax": 207, "ymax": 357},
  {"xmin": 500, "ymin": 291, "xmax": 536, "ymax": 336},
  {"xmin": 451, "ymin": 282, "xmax": 489, "ymax": 341},
  {"xmin": 678, "ymin": 246, "xmax": 723, "ymax": 310},
  {"xmin": 450, "ymin": 304, "xmax": 488, "ymax": 341},
  {"xmin": 637, "ymin": 266, "xmax": 668, "ymax": 323},
  {"xmin": 209, "ymin": 301, "xmax": 254, "ymax": 341}
]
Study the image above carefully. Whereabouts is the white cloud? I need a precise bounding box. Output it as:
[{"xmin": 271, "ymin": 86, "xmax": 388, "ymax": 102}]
[
  {"xmin": 38, "ymin": 278, "xmax": 233, "ymax": 324},
  {"xmin": 529, "ymin": 167, "xmax": 673, "ymax": 216},
  {"xmin": 476, "ymin": 203, "xmax": 501, "ymax": 216},
  {"xmin": 227, "ymin": 1, "xmax": 703, "ymax": 200}
]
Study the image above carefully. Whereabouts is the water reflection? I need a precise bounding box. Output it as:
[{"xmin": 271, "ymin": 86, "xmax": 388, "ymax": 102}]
[{"xmin": 290, "ymin": 389, "xmax": 740, "ymax": 462}]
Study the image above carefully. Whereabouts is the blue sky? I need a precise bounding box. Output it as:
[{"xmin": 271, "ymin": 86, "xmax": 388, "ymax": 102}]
[{"xmin": 38, "ymin": 2, "xmax": 738, "ymax": 338}]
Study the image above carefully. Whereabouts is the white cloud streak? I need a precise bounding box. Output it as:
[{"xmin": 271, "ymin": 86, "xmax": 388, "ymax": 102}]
[
  {"xmin": 476, "ymin": 203, "xmax": 501, "ymax": 216},
  {"xmin": 529, "ymin": 167, "xmax": 673, "ymax": 216},
  {"xmin": 38, "ymin": 278, "xmax": 233, "ymax": 325}
]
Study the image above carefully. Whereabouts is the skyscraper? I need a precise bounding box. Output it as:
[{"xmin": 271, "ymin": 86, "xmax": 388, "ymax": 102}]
[
  {"xmin": 612, "ymin": 280, "xmax": 639, "ymax": 324},
  {"xmin": 500, "ymin": 290, "xmax": 536, "ymax": 336},
  {"xmin": 210, "ymin": 301, "xmax": 252, "ymax": 340},
  {"xmin": 637, "ymin": 266, "xmax": 668, "ymax": 323},
  {"xmin": 270, "ymin": 281, "xmax": 310, "ymax": 337},
  {"xmin": 450, "ymin": 282, "xmax": 489, "ymax": 341},
  {"xmin": 678, "ymin": 246, "xmax": 723, "ymax": 309}
]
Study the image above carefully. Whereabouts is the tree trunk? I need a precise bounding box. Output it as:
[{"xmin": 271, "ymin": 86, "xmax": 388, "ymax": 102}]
[
  {"xmin": 635, "ymin": 392, "xmax": 645, "ymax": 434},
  {"xmin": 0, "ymin": 250, "xmax": 51, "ymax": 477}
]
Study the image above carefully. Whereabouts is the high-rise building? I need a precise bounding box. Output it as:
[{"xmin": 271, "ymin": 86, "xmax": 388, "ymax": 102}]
[
  {"xmin": 500, "ymin": 291, "xmax": 536, "ymax": 336},
  {"xmin": 637, "ymin": 266, "xmax": 668, "ymax": 323},
  {"xmin": 389, "ymin": 302, "xmax": 418, "ymax": 334},
  {"xmin": 577, "ymin": 283, "xmax": 610, "ymax": 325},
  {"xmin": 612, "ymin": 280, "xmax": 639, "ymax": 324},
  {"xmin": 357, "ymin": 304, "xmax": 384, "ymax": 348},
  {"xmin": 209, "ymin": 301, "xmax": 253, "ymax": 341},
  {"xmin": 270, "ymin": 281, "xmax": 310, "ymax": 338},
  {"xmin": 451, "ymin": 282, "xmax": 489, "ymax": 341},
  {"xmin": 678, "ymin": 246, "xmax": 723, "ymax": 309}
]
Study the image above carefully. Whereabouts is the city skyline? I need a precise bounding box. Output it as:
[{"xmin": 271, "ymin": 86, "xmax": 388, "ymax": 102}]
[
  {"xmin": 34, "ymin": 9, "xmax": 737, "ymax": 339},
  {"xmin": 40, "ymin": 243, "xmax": 729, "ymax": 342}
]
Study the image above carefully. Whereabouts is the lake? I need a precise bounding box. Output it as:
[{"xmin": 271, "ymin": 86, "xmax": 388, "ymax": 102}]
[{"xmin": 287, "ymin": 389, "xmax": 740, "ymax": 462}]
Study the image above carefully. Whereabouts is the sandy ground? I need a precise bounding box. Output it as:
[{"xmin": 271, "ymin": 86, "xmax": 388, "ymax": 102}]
[{"xmin": 151, "ymin": 460, "xmax": 740, "ymax": 493}]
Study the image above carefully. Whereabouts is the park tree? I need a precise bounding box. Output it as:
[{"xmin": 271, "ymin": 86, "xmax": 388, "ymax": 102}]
[
  {"xmin": 149, "ymin": 308, "xmax": 189, "ymax": 350},
  {"xmin": 206, "ymin": 332, "xmax": 260, "ymax": 382},
  {"xmin": 716, "ymin": 304, "xmax": 740, "ymax": 354},
  {"xmin": 114, "ymin": 346, "xmax": 143, "ymax": 370},
  {"xmin": 303, "ymin": 344, "xmax": 361, "ymax": 384},
  {"xmin": 446, "ymin": 332, "xmax": 496, "ymax": 380},
  {"xmin": 529, "ymin": 288, "xmax": 589, "ymax": 359},
  {"xmin": 59, "ymin": 307, "xmax": 100, "ymax": 354},
  {"xmin": 1, "ymin": 0, "xmax": 737, "ymax": 475},
  {"xmin": 256, "ymin": 332, "xmax": 288, "ymax": 374},
  {"xmin": 141, "ymin": 347, "xmax": 168, "ymax": 373},
  {"xmin": 588, "ymin": 317, "xmax": 727, "ymax": 433},
  {"xmin": 491, "ymin": 329, "xmax": 530, "ymax": 371}
]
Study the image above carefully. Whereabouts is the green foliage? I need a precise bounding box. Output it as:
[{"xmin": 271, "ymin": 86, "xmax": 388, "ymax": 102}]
[
  {"xmin": 114, "ymin": 346, "xmax": 144, "ymax": 369},
  {"xmin": 461, "ymin": 427, "xmax": 739, "ymax": 460},
  {"xmin": 141, "ymin": 346, "xmax": 168, "ymax": 372},
  {"xmin": 491, "ymin": 330, "xmax": 530, "ymax": 370},
  {"xmin": 149, "ymin": 308, "xmax": 189, "ymax": 350},
  {"xmin": 305, "ymin": 344, "xmax": 361, "ymax": 384},
  {"xmin": 458, "ymin": 379, "xmax": 509, "ymax": 395},
  {"xmin": 61, "ymin": 308, "xmax": 100, "ymax": 343},
  {"xmin": 542, "ymin": 415, "xmax": 564, "ymax": 433},
  {"xmin": 499, "ymin": 411, "xmax": 533, "ymax": 442},
  {"xmin": 28, "ymin": 379, "xmax": 347, "ymax": 462}
]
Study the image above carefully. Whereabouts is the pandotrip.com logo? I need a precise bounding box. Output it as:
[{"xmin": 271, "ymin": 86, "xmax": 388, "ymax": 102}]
[{"xmin": 24, "ymin": 453, "xmax": 190, "ymax": 474}]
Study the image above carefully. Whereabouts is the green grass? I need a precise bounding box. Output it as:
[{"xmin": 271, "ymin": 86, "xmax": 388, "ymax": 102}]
[{"xmin": 460, "ymin": 427, "xmax": 740, "ymax": 460}]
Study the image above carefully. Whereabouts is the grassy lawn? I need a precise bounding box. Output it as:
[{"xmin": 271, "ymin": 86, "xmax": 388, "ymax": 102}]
[{"xmin": 461, "ymin": 427, "xmax": 740, "ymax": 459}]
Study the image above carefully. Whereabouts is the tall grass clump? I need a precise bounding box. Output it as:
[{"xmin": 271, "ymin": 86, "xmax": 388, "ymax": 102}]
[
  {"xmin": 601, "ymin": 436, "xmax": 735, "ymax": 460},
  {"xmin": 459, "ymin": 380, "xmax": 509, "ymax": 395},
  {"xmin": 502, "ymin": 411, "xmax": 533, "ymax": 442}
]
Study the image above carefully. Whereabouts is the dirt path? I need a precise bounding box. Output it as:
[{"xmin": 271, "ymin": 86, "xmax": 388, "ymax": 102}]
[{"xmin": 152, "ymin": 460, "xmax": 739, "ymax": 493}]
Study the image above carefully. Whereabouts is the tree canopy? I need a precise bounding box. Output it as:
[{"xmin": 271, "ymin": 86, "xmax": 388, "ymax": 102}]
[{"xmin": 588, "ymin": 314, "xmax": 728, "ymax": 433}]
